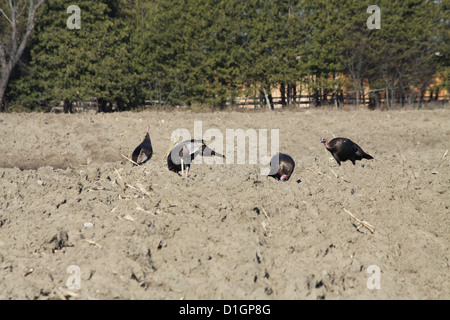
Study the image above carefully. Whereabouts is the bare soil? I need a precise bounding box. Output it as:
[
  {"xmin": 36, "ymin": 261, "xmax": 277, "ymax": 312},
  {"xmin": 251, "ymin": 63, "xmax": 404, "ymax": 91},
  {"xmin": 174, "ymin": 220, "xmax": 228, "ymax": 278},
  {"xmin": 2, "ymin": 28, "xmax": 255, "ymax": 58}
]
[{"xmin": 0, "ymin": 107, "xmax": 448, "ymax": 299}]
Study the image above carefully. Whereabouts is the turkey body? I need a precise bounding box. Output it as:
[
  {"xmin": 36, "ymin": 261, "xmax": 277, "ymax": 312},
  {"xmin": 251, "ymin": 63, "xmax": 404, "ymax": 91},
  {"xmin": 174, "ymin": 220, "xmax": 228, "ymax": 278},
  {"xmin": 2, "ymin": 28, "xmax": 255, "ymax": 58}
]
[
  {"xmin": 132, "ymin": 125, "xmax": 153, "ymax": 165},
  {"xmin": 167, "ymin": 139, "xmax": 225, "ymax": 177},
  {"xmin": 268, "ymin": 153, "xmax": 295, "ymax": 181},
  {"xmin": 321, "ymin": 137, "xmax": 373, "ymax": 166}
]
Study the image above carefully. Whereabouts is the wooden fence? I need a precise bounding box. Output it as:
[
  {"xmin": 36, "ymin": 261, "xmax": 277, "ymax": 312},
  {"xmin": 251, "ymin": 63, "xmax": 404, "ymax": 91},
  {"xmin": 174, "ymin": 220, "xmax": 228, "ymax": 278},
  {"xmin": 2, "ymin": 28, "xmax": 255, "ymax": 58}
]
[
  {"xmin": 233, "ymin": 89, "xmax": 449, "ymax": 109},
  {"xmin": 53, "ymin": 89, "xmax": 449, "ymax": 113}
]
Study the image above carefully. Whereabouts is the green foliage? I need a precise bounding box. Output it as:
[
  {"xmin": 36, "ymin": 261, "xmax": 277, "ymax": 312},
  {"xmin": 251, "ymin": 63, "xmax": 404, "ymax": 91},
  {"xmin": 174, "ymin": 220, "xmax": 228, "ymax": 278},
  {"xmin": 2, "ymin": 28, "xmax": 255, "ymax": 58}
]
[
  {"xmin": 4, "ymin": 0, "xmax": 448, "ymax": 110},
  {"xmin": 8, "ymin": 0, "xmax": 140, "ymax": 109}
]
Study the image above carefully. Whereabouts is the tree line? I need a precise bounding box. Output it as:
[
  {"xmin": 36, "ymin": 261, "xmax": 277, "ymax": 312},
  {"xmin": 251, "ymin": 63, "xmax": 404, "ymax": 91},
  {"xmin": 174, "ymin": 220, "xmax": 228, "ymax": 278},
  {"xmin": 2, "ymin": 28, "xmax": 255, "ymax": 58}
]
[{"xmin": 1, "ymin": 0, "xmax": 448, "ymax": 111}]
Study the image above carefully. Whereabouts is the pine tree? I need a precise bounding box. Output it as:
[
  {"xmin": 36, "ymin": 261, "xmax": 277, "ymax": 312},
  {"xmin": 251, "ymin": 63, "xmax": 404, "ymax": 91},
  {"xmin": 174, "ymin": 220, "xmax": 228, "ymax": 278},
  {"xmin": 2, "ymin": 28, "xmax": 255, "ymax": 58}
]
[
  {"xmin": 10, "ymin": 0, "xmax": 139, "ymax": 110},
  {"xmin": 0, "ymin": 0, "xmax": 46, "ymax": 111}
]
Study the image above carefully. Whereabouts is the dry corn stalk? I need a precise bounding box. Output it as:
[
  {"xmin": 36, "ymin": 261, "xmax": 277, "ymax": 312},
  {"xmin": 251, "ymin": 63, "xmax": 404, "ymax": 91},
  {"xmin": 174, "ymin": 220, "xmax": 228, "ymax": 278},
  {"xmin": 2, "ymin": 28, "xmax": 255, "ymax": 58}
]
[
  {"xmin": 344, "ymin": 208, "xmax": 375, "ymax": 234},
  {"xmin": 121, "ymin": 153, "xmax": 139, "ymax": 166},
  {"xmin": 181, "ymin": 158, "xmax": 184, "ymax": 177},
  {"xmin": 114, "ymin": 167, "xmax": 122, "ymax": 179},
  {"xmin": 164, "ymin": 141, "xmax": 179, "ymax": 161},
  {"xmin": 329, "ymin": 167, "xmax": 338, "ymax": 178},
  {"xmin": 83, "ymin": 239, "xmax": 102, "ymax": 248},
  {"xmin": 307, "ymin": 167, "xmax": 321, "ymax": 175}
]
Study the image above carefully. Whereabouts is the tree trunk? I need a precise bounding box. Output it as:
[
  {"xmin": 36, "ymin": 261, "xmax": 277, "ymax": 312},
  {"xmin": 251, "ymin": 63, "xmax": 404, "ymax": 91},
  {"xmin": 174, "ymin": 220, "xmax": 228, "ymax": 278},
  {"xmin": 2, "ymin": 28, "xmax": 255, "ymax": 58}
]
[
  {"xmin": 355, "ymin": 85, "xmax": 360, "ymax": 106},
  {"xmin": 385, "ymin": 86, "xmax": 389, "ymax": 109},
  {"xmin": 287, "ymin": 84, "xmax": 291, "ymax": 106},
  {"xmin": 0, "ymin": 59, "xmax": 13, "ymax": 111},
  {"xmin": 287, "ymin": 84, "xmax": 294, "ymax": 106},
  {"xmin": 419, "ymin": 87, "xmax": 426, "ymax": 108},
  {"xmin": 292, "ymin": 85, "xmax": 297, "ymax": 105},
  {"xmin": 434, "ymin": 88, "xmax": 439, "ymax": 101},
  {"xmin": 280, "ymin": 83, "xmax": 286, "ymax": 106},
  {"xmin": 360, "ymin": 80, "xmax": 365, "ymax": 105},
  {"xmin": 0, "ymin": 0, "xmax": 47, "ymax": 112},
  {"xmin": 263, "ymin": 87, "xmax": 272, "ymax": 110},
  {"xmin": 0, "ymin": 74, "xmax": 8, "ymax": 111}
]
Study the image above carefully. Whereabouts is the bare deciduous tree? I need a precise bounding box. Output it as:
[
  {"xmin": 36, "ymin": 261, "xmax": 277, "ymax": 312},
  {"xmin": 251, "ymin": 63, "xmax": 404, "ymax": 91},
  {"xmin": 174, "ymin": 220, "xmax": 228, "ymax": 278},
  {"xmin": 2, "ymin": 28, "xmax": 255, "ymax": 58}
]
[{"xmin": 0, "ymin": 0, "xmax": 46, "ymax": 111}]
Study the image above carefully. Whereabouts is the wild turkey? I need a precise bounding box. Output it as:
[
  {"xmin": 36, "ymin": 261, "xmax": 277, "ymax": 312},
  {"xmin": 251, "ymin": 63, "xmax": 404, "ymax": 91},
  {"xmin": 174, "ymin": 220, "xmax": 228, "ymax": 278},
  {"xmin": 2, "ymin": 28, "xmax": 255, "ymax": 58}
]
[
  {"xmin": 268, "ymin": 153, "xmax": 295, "ymax": 181},
  {"xmin": 321, "ymin": 137, "xmax": 373, "ymax": 166},
  {"xmin": 131, "ymin": 125, "xmax": 153, "ymax": 165},
  {"xmin": 167, "ymin": 139, "xmax": 225, "ymax": 178}
]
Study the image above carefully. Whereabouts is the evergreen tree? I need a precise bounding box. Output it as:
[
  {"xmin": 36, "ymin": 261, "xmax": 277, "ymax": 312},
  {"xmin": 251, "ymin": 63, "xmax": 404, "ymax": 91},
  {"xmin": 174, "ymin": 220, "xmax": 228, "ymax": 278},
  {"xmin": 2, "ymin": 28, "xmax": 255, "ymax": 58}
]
[
  {"xmin": 299, "ymin": 0, "xmax": 348, "ymax": 106},
  {"xmin": 366, "ymin": 0, "xmax": 445, "ymax": 108},
  {"xmin": 4, "ymin": 0, "xmax": 448, "ymax": 110},
  {"xmin": 10, "ymin": 0, "xmax": 139, "ymax": 110},
  {"xmin": 0, "ymin": 0, "xmax": 46, "ymax": 111}
]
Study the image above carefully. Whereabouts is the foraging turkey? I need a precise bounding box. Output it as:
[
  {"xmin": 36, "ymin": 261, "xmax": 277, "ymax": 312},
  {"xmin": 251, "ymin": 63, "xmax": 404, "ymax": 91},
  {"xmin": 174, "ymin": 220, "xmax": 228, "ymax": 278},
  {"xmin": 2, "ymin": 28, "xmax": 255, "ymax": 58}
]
[
  {"xmin": 268, "ymin": 153, "xmax": 295, "ymax": 181},
  {"xmin": 321, "ymin": 137, "xmax": 373, "ymax": 166},
  {"xmin": 167, "ymin": 139, "xmax": 225, "ymax": 178},
  {"xmin": 131, "ymin": 125, "xmax": 153, "ymax": 165}
]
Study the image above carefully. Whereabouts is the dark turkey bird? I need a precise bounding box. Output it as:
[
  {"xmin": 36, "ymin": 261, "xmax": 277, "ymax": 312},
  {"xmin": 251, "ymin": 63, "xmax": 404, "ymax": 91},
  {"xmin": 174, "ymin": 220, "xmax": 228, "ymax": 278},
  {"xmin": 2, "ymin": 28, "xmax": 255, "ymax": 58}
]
[
  {"xmin": 321, "ymin": 137, "xmax": 373, "ymax": 166},
  {"xmin": 167, "ymin": 139, "xmax": 225, "ymax": 178},
  {"xmin": 131, "ymin": 125, "xmax": 153, "ymax": 165},
  {"xmin": 268, "ymin": 153, "xmax": 295, "ymax": 181}
]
